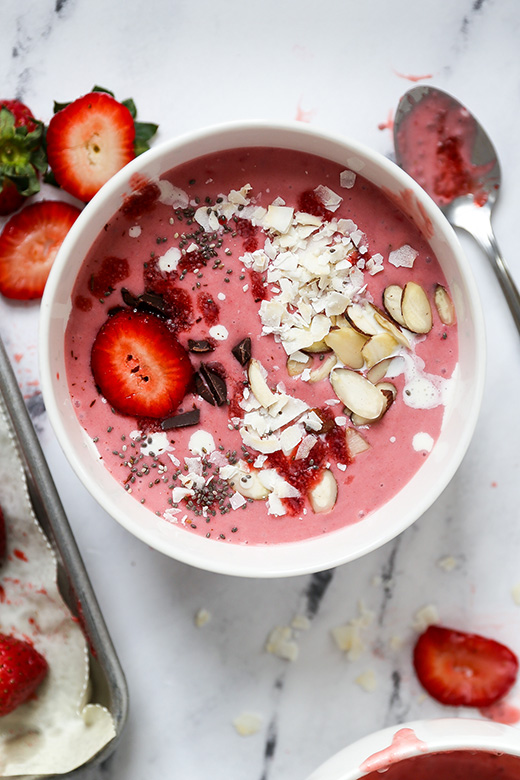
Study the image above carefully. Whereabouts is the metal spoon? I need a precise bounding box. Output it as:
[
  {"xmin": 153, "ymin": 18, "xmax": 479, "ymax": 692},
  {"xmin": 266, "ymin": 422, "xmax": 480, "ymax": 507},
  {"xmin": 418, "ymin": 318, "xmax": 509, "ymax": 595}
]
[{"xmin": 394, "ymin": 85, "xmax": 520, "ymax": 333}]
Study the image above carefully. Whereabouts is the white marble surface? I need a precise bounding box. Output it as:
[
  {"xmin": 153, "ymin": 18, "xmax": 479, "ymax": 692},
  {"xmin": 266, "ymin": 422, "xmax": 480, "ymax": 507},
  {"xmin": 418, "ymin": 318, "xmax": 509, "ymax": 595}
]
[{"xmin": 2, "ymin": 1, "xmax": 520, "ymax": 778}]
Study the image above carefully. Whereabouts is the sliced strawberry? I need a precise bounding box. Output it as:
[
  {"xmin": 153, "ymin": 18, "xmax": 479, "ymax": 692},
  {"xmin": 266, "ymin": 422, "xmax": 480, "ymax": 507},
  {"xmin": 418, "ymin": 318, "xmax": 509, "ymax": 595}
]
[
  {"xmin": 91, "ymin": 309, "xmax": 193, "ymax": 419},
  {"xmin": 0, "ymin": 200, "xmax": 81, "ymax": 299},
  {"xmin": 413, "ymin": 625, "xmax": 519, "ymax": 708},
  {"xmin": 46, "ymin": 92, "xmax": 136, "ymax": 202},
  {"xmin": 0, "ymin": 633, "xmax": 48, "ymax": 716},
  {"xmin": 0, "ymin": 100, "xmax": 46, "ymax": 215},
  {"xmin": 0, "ymin": 504, "xmax": 6, "ymax": 563}
]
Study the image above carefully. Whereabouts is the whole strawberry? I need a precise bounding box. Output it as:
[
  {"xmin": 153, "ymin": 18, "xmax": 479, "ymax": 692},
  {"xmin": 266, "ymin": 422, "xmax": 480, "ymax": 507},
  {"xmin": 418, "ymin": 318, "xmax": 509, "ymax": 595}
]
[
  {"xmin": 0, "ymin": 100, "xmax": 46, "ymax": 216},
  {"xmin": 0, "ymin": 633, "xmax": 48, "ymax": 716}
]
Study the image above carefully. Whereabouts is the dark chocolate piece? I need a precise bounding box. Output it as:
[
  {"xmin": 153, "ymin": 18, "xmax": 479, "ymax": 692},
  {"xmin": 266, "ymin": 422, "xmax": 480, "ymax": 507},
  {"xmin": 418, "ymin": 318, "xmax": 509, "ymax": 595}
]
[
  {"xmin": 121, "ymin": 288, "xmax": 168, "ymax": 316},
  {"xmin": 194, "ymin": 363, "xmax": 228, "ymax": 407},
  {"xmin": 161, "ymin": 408, "xmax": 201, "ymax": 430},
  {"xmin": 194, "ymin": 372, "xmax": 216, "ymax": 406},
  {"xmin": 187, "ymin": 339, "xmax": 215, "ymax": 353},
  {"xmin": 231, "ymin": 336, "xmax": 252, "ymax": 366}
]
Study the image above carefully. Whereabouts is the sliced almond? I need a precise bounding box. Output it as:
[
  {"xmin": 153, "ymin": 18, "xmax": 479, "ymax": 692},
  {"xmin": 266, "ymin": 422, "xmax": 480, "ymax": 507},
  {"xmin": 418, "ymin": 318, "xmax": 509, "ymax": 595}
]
[
  {"xmin": 301, "ymin": 339, "xmax": 331, "ymax": 354},
  {"xmin": 373, "ymin": 309, "xmax": 410, "ymax": 349},
  {"xmin": 377, "ymin": 381, "xmax": 397, "ymax": 402},
  {"xmin": 248, "ymin": 359, "xmax": 277, "ymax": 408},
  {"xmin": 308, "ymin": 469, "xmax": 338, "ymax": 514},
  {"xmin": 324, "ymin": 326, "xmax": 367, "ymax": 369},
  {"xmin": 345, "ymin": 427, "xmax": 371, "ymax": 457},
  {"xmin": 330, "ymin": 368, "xmax": 385, "ymax": 421},
  {"xmin": 401, "ymin": 282, "xmax": 432, "ymax": 334},
  {"xmin": 229, "ymin": 470, "xmax": 270, "ymax": 500},
  {"xmin": 434, "ymin": 284, "xmax": 456, "ymax": 326},
  {"xmin": 361, "ymin": 332, "xmax": 398, "ymax": 368},
  {"xmin": 287, "ymin": 354, "xmax": 313, "ymax": 377},
  {"xmin": 345, "ymin": 302, "xmax": 380, "ymax": 336},
  {"xmin": 366, "ymin": 357, "xmax": 393, "ymax": 385},
  {"xmin": 309, "ymin": 353, "xmax": 337, "ymax": 383},
  {"xmin": 383, "ymin": 284, "xmax": 406, "ymax": 327},
  {"xmin": 350, "ymin": 381, "xmax": 396, "ymax": 426}
]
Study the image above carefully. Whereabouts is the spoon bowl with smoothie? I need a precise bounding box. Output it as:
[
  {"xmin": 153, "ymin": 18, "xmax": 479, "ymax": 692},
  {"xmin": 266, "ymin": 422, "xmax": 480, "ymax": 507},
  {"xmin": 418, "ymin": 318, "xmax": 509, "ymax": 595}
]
[
  {"xmin": 394, "ymin": 85, "xmax": 520, "ymax": 335},
  {"xmin": 40, "ymin": 121, "xmax": 485, "ymax": 577}
]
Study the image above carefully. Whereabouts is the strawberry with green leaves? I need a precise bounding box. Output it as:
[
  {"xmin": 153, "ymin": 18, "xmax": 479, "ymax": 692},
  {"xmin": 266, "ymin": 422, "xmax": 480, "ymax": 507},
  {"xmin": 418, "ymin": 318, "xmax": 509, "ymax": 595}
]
[
  {"xmin": 414, "ymin": 624, "xmax": 519, "ymax": 708},
  {"xmin": 46, "ymin": 86, "xmax": 158, "ymax": 202},
  {"xmin": 0, "ymin": 633, "xmax": 48, "ymax": 716},
  {"xmin": 0, "ymin": 100, "xmax": 46, "ymax": 215}
]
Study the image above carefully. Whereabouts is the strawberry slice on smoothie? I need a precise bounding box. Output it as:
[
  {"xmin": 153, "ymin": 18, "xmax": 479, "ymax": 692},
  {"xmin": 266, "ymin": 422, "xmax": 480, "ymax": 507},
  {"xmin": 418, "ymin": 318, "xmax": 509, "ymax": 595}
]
[
  {"xmin": 413, "ymin": 625, "xmax": 519, "ymax": 707},
  {"xmin": 90, "ymin": 309, "xmax": 193, "ymax": 419},
  {"xmin": 0, "ymin": 200, "xmax": 81, "ymax": 299}
]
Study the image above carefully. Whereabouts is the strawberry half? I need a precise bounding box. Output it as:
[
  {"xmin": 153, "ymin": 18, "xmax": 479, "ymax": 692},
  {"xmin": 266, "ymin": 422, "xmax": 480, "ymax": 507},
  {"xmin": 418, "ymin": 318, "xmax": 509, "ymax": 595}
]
[
  {"xmin": 0, "ymin": 200, "xmax": 81, "ymax": 299},
  {"xmin": 413, "ymin": 625, "xmax": 519, "ymax": 708},
  {"xmin": 91, "ymin": 309, "xmax": 193, "ymax": 418},
  {"xmin": 0, "ymin": 633, "xmax": 48, "ymax": 716},
  {"xmin": 0, "ymin": 100, "xmax": 46, "ymax": 215},
  {"xmin": 46, "ymin": 91, "xmax": 136, "ymax": 202}
]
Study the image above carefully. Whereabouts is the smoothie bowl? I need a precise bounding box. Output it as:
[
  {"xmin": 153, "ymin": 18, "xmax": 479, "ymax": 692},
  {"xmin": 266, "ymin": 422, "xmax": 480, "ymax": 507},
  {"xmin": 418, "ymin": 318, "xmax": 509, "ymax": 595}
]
[
  {"xmin": 39, "ymin": 121, "xmax": 485, "ymax": 577},
  {"xmin": 306, "ymin": 718, "xmax": 520, "ymax": 779}
]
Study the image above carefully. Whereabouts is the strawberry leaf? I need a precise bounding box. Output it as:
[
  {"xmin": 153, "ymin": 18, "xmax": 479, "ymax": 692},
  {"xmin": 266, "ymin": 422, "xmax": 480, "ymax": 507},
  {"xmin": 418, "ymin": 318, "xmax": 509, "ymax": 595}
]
[
  {"xmin": 122, "ymin": 98, "xmax": 137, "ymax": 119},
  {"xmin": 134, "ymin": 121, "xmax": 159, "ymax": 156}
]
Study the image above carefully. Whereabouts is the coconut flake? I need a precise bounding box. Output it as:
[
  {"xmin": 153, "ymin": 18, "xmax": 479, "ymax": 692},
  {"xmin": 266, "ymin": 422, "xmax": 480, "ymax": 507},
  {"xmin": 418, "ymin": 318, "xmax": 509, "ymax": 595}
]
[{"xmin": 389, "ymin": 244, "xmax": 419, "ymax": 268}]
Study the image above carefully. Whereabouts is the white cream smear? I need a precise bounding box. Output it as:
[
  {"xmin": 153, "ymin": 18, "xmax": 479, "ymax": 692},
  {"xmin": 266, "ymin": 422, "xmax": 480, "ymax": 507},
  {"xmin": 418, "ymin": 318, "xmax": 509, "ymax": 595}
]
[{"xmin": 0, "ymin": 400, "xmax": 115, "ymax": 776}]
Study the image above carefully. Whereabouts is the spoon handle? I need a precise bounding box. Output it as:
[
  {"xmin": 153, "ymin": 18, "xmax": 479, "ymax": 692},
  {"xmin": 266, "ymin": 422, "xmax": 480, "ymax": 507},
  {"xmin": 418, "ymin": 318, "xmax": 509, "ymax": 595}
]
[{"xmin": 454, "ymin": 206, "xmax": 520, "ymax": 334}]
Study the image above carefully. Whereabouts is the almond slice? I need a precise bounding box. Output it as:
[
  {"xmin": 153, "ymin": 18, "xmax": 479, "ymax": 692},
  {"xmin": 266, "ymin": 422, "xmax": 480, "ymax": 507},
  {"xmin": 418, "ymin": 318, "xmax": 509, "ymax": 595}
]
[
  {"xmin": 286, "ymin": 354, "xmax": 313, "ymax": 377},
  {"xmin": 330, "ymin": 368, "xmax": 385, "ymax": 421},
  {"xmin": 350, "ymin": 381, "xmax": 396, "ymax": 426},
  {"xmin": 373, "ymin": 309, "xmax": 410, "ymax": 348},
  {"xmin": 345, "ymin": 427, "xmax": 371, "ymax": 457},
  {"xmin": 401, "ymin": 282, "xmax": 433, "ymax": 334},
  {"xmin": 308, "ymin": 469, "xmax": 338, "ymax": 514},
  {"xmin": 301, "ymin": 339, "xmax": 331, "ymax": 354},
  {"xmin": 434, "ymin": 284, "xmax": 456, "ymax": 326},
  {"xmin": 366, "ymin": 357, "xmax": 393, "ymax": 385},
  {"xmin": 345, "ymin": 302, "xmax": 380, "ymax": 336},
  {"xmin": 383, "ymin": 284, "xmax": 406, "ymax": 327},
  {"xmin": 309, "ymin": 353, "xmax": 337, "ymax": 383},
  {"xmin": 248, "ymin": 359, "xmax": 277, "ymax": 408},
  {"xmin": 361, "ymin": 332, "xmax": 398, "ymax": 368},
  {"xmin": 324, "ymin": 326, "xmax": 367, "ymax": 369},
  {"xmin": 229, "ymin": 470, "xmax": 270, "ymax": 500}
]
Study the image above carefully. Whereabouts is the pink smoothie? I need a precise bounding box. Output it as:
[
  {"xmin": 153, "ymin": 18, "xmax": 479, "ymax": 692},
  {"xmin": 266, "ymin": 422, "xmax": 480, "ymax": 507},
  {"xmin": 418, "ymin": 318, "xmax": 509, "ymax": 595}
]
[
  {"xmin": 361, "ymin": 749, "xmax": 520, "ymax": 779},
  {"xmin": 65, "ymin": 146, "xmax": 458, "ymax": 545},
  {"xmin": 395, "ymin": 88, "xmax": 495, "ymax": 208}
]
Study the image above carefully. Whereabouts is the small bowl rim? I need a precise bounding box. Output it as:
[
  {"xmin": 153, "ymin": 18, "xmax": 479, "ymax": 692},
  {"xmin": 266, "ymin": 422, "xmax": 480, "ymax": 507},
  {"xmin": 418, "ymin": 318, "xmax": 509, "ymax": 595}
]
[
  {"xmin": 39, "ymin": 119, "xmax": 486, "ymax": 578},
  {"xmin": 305, "ymin": 717, "xmax": 520, "ymax": 779}
]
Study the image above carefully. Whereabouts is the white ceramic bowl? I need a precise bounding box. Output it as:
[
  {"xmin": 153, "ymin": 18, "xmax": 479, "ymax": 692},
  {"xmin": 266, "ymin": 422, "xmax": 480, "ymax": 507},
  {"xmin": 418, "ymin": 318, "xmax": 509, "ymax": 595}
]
[
  {"xmin": 306, "ymin": 718, "xmax": 520, "ymax": 779},
  {"xmin": 39, "ymin": 120, "xmax": 485, "ymax": 577}
]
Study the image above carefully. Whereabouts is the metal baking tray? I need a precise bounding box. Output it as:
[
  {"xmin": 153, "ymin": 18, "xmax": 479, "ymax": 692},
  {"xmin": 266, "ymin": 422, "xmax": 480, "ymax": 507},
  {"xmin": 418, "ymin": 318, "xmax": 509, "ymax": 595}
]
[{"xmin": 0, "ymin": 335, "xmax": 128, "ymax": 775}]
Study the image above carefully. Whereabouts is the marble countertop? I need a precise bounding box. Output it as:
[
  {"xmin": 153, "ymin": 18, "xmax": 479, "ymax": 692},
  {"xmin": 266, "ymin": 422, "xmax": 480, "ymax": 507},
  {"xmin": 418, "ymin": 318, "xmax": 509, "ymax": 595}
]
[{"xmin": 2, "ymin": 0, "xmax": 520, "ymax": 777}]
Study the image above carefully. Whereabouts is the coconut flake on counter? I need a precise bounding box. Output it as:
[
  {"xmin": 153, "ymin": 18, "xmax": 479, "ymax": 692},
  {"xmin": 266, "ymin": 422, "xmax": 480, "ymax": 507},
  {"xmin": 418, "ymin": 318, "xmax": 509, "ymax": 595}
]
[
  {"xmin": 355, "ymin": 669, "xmax": 378, "ymax": 693},
  {"xmin": 412, "ymin": 604, "xmax": 440, "ymax": 632},
  {"xmin": 389, "ymin": 243, "xmax": 419, "ymax": 268},
  {"xmin": 233, "ymin": 712, "xmax": 263, "ymax": 737},
  {"xmin": 194, "ymin": 608, "xmax": 212, "ymax": 627}
]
